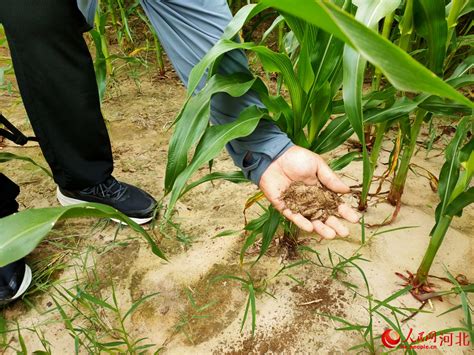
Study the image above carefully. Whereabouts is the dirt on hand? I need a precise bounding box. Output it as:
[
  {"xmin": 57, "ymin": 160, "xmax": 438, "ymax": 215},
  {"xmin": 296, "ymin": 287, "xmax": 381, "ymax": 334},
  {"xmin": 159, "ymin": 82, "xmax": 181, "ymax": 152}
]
[{"xmin": 281, "ymin": 181, "xmax": 342, "ymax": 222}]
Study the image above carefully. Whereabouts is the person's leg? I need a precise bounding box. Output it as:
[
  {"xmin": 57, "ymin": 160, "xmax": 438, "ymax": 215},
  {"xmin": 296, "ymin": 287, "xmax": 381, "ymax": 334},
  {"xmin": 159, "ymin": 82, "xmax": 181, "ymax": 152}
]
[
  {"xmin": 0, "ymin": 0, "xmax": 112, "ymax": 190},
  {"xmin": 141, "ymin": 0, "xmax": 293, "ymax": 184},
  {"xmin": 0, "ymin": 1, "xmax": 157, "ymax": 224},
  {"xmin": 0, "ymin": 174, "xmax": 31, "ymax": 305}
]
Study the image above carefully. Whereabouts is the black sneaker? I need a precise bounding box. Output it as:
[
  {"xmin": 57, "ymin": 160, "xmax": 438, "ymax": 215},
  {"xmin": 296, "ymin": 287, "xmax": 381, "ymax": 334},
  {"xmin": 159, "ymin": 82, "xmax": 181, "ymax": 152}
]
[
  {"xmin": 57, "ymin": 176, "xmax": 157, "ymax": 225},
  {"xmin": 0, "ymin": 259, "xmax": 32, "ymax": 306},
  {"xmin": 0, "ymin": 174, "xmax": 32, "ymax": 305}
]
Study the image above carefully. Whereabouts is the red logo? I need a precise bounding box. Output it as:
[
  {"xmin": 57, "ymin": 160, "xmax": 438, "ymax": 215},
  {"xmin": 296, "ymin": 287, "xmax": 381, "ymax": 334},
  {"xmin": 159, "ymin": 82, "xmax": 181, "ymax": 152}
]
[{"xmin": 382, "ymin": 329, "xmax": 401, "ymax": 349}]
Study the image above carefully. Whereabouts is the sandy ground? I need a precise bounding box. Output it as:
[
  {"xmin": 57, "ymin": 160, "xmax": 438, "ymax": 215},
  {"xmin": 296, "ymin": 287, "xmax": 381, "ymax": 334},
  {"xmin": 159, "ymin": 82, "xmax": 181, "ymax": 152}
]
[{"xmin": 0, "ymin": 70, "xmax": 473, "ymax": 354}]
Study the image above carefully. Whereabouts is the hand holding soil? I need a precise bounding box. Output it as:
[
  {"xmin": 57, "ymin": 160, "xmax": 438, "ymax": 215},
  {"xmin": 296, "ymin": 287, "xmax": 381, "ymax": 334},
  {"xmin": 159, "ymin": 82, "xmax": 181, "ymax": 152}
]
[{"xmin": 259, "ymin": 146, "xmax": 360, "ymax": 239}]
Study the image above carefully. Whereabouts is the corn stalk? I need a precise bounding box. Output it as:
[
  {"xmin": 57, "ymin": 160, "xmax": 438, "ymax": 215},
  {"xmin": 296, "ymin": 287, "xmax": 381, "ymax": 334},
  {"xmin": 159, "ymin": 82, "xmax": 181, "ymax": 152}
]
[
  {"xmin": 387, "ymin": 0, "xmax": 469, "ymax": 207},
  {"xmin": 415, "ymin": 116, "xmax": 473, "ymax": 285}
]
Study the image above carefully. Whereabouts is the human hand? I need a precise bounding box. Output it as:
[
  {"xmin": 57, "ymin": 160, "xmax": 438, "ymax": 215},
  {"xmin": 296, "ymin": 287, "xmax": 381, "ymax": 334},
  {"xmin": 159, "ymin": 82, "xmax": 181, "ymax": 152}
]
[{"xmin": 259, "ymin": 146, "xmax": 360, "ymax": 239}]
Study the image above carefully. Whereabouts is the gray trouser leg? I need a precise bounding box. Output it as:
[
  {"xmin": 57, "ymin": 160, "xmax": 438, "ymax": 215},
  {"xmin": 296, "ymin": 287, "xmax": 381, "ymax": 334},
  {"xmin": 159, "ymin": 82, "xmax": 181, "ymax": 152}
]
[{"xmin": 140, "ymin": 0, "xmax": 292, "ymax": 184}]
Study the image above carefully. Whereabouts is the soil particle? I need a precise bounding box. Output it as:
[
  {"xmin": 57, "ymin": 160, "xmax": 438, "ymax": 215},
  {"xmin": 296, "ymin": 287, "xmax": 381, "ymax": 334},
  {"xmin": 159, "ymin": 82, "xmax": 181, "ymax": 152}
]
[
  {"xmin": 291, "ymin": 277, "xmax": 347, "ymax": 317},
  {"xmin": 216, "ymin": 277, "xmax": 348, "ymax": 354},
  {"xmin": 97, "ymin": 240, "xmax": 140, "ymax": 285},
  {"xmin": 281, "ymin": 181, "xmax": 341, "ymax": 221}
]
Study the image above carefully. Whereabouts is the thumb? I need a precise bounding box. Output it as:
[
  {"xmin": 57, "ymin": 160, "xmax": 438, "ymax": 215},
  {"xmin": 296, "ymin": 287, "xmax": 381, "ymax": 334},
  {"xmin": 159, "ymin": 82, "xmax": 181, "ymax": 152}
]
[{"xmin": 315, "ymin": 156, "xmax": 350, "ymax": 193}]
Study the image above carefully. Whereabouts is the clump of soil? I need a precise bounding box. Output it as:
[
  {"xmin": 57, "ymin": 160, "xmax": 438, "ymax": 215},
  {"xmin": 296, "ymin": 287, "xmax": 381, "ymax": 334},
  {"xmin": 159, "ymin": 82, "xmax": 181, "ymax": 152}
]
[{"xmin": 281, "ymin": 182, "xmax": 341, "ymax": 222}]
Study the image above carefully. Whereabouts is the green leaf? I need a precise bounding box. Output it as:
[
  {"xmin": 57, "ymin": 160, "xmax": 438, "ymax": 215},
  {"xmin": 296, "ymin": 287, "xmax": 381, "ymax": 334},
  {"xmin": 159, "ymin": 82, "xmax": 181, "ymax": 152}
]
[
  {"xmin": 449, "ymin": 136, "xmax": 474, "ymax": 202},
  {"xmin": 257, "ymin": 206, "xmax": 281, "ymax": 262},
  {"xmin": 165, "ymin": 74, "xmax": 257, "ymax": 193},
  {"xmin": 76, "ymin": 287, "xmax": 116, "ymax": 311},
  {"xmin": 343, "ymin": 0, "xmax": 400, "ymax": 207},
  {"xmin": 329, "ymin": 151, "xmax": 362, "ymax": 171},
  {"xmin": 308, "ymin": 81, "xmax": 332, "ymax": 144},
  {"xmin": 89, "ymin": 29, "xmax": 107, "ymax": 102},
  {"xmin": 261, "ymin": 15, "xmax": 285, "ymax": 44},
  {"xmin": 122, "ymin": 292, "xmax": 160, "ymax": 321},
  {"xmin": 165, "ymin": 106, "xmax": 267, "ymax": 218},
  {"xmin": 372, "ymin": 285, "xmax": 412, "ymax": 312},
  {"xmin": 0, "ymin": 152, "xmax": 52, "ymax": 177},
  {"xmin": 0, "ymin": 203, "xmax": 166, "ymax": 266},
  {"xmin": 445, "ymin": 187, "xmax": 474, "ymax": 217},
  {"xmin": 416, "ymin": 74, "xmax": 474, "ymax": 115},
  {"xmin": 180, "ymin": 171, "xmax": 248, "ymax": 198},
  {"xmin": 413, "ymin": 0, "xmax": 448, "ymax": 75},
  {"xmin": 17, "ymin": 322, "xmax": 27, "ymax": 354},
  {"xmin": 248, "ymin": 283, "xmax": 257, "ymax": 336},
  {"xmin": 439, "ymin": 118, "xmax": 470, "ymax": 210},
  {"xmin": 240, "ymin": 230, "xmax": 259, "ymax": 264},
  {"xmin": 262, "ymin": 0, "xmax": 473, "ymax": 107}
]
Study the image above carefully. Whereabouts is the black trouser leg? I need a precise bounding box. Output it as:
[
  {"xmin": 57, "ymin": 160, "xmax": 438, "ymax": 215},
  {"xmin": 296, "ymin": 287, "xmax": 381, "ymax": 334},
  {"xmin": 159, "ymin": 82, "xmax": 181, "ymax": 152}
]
[{"xmin": 0, "ymin": 0, "xmax": 113, "ymax": 190}]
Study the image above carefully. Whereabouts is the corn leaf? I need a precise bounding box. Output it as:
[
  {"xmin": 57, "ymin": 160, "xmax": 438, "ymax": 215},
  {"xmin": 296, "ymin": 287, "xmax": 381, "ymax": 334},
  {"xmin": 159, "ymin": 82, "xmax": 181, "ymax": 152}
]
[
  {"xmin": 188, "ymin": 39, "xmax": 306, "ymax": 126},
  {"xmin": 257, "ymin": 205, "xmax": 281, "ymax": 262},
  {"xmin": 179, "ymin": 171, "xmax": 247, "ymax": 198},
  {"xmin": 0, "ymin": 152, "xmax": 52, "ymax": 177},
  {"xmin": 89, "ymin": 28, "xmax": 107, "ymax": 102},
  {"xmin": 433, "ymin": 117, "xmax": 471, "ymax": 228},
  {"xmin": 166, "ymin": 106, "xmax": 267, "ymax": 217},
  {"xmin": 165, "ymin": 74, "xmax": 257, "ymax": 193},
  {"xmin": 262, "ymin": 0, "xmax": 473, "ymax": 107},
  {"xmin": 0, "ymin": 203, "xmax": 166, "ymax": 266},
  {"xmin": 314, "ymin": 70, "xmax": 471, "ymax": 154},
  {"xmin": 446, "ymin": 187, "xmax": 474, "ymax": 217},
  {"xmin": 343, "ymin": 0, "xmax": 400, "ymax": 208},
  {"xmin": 329, "ymin": 152, "xmax": 362, "ymax": 171},
  {"xmin": 313, "ymin": 95, "xmax": 428, "ymax": 154},
  {"xmin": 413, "ymin": 0, "xmax": 448, "ymax": 75}
]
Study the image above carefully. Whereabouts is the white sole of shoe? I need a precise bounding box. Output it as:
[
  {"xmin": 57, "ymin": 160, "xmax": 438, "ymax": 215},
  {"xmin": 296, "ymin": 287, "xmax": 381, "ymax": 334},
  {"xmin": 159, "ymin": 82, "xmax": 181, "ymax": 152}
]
[
  {"xmin": 11, "ymin": 265, "xmax": 32, "ymax": 301},
  {"xmin": 56, "ymin": 188, "xmax": 153, "ymax": 225}
]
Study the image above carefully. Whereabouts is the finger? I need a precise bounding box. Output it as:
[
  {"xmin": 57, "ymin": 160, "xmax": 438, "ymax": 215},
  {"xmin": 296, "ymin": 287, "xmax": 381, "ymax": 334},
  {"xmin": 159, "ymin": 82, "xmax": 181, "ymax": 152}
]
[
  {"xmin": 316, "ymin": 157, "xmax": 350, "ymax": 193},
  {"xmin": 338, "ymin": 204, "xmax": 361, "ymax": 223},
  {"xmin": 325, "ymin": 216, "xmax": 349, "ymax": 237},
  {"xmin": 282, "ymin": 209, "xmax": 314, "ymax": 233},
  {"xmin": 312, "ymin": 220, "xmax": 337, "ymax": 239}
]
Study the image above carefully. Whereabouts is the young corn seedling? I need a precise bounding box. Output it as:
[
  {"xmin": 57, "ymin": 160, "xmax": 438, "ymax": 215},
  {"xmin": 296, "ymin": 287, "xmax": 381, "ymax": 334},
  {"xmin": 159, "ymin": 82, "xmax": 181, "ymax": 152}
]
[{"xmin": 404, "ymin": 116, "xmax": 473, "ymax": 292}]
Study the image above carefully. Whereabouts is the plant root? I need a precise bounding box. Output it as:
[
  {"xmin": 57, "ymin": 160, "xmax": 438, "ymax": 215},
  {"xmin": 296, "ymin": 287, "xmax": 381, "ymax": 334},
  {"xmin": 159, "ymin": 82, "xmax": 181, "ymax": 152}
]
[
  {"xmin": 401, "ymin": 301, "xmax": 428, "ymax": 323},
  {"xmin": 366, "ymin": 200, "xmax": 401, "ymax": 228},
  {"xmin": 395, "ymin": 271, "xmax": 441, "ymax": 302}
]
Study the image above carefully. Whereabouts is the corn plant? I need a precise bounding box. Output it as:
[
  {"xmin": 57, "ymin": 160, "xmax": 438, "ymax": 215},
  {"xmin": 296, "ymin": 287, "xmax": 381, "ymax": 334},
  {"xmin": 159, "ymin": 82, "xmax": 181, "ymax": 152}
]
[
  {"xmin": 164, "ymin": 1, "xmax": 473, "ymax": 259},
  {"xmin": 414, "ymin": 116, "xmax": 473, "ymax": 286},
  {"xmin": 385, "ymin": 0, "xmax": 473, "ymax": 208}
]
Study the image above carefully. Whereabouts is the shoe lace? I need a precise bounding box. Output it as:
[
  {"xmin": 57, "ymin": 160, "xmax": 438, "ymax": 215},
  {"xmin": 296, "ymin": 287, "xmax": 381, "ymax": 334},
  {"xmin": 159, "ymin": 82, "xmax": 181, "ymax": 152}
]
[{"xmin": 82, "ymin": 177, "xmax": 128, "ymax": 200}]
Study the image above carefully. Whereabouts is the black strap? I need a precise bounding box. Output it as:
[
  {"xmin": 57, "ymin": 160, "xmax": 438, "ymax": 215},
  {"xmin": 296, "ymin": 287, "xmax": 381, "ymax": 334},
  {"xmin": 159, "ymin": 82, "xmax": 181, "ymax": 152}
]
[{"xmin": 0, "ymin": 113, "xmax": 38, "ymax": 146}]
